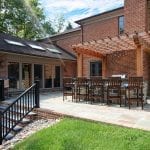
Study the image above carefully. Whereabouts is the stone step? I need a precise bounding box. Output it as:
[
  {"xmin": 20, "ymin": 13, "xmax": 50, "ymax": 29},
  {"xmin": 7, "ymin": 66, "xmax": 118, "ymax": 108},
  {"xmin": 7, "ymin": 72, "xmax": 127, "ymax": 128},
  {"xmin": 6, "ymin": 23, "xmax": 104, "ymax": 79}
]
[
  {"xmin": 5, "ymin": 133, "xmax": 14, "ymax": 141},
  {"xmin": 20, "ymin": 118, "xmax": 31, "ymax": 124},
  {"xmin": 13, "ymin": 125, "xmax": 23, "ymax": 132},
  {"xmin": 28, "ymin": 112, "xmax": 37, "ymax": 116},
  {"xmin": 3, "ymin": 111, "xmax": 37, "ymax": 123},
  {"xmin": 0, "ymin": 105, "xmax": 8, "ymax": 110}
]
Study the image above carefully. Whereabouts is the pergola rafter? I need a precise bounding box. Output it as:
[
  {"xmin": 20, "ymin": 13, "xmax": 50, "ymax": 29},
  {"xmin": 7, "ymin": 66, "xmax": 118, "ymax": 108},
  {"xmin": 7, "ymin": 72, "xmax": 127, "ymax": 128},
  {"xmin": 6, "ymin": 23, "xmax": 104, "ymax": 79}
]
[{"xmin": 72, "ymin": 31, "xmax": 150, "ymax": 56}]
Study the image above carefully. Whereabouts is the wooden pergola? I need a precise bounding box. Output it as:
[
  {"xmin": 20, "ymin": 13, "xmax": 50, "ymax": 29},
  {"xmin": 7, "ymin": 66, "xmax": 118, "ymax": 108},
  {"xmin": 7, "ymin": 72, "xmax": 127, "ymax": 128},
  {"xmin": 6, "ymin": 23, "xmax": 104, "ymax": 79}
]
[{"xmin": 72, "ymin": 31, "xmax": 150, "ymax": 77}]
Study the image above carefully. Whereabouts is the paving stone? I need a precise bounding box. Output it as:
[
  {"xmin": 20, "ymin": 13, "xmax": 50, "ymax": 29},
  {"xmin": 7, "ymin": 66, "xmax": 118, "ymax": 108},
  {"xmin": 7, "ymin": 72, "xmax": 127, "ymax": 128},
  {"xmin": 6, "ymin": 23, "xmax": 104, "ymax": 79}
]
[{"xmin": 40, "ymin": 91, "xmax": 150, "ymax": 131}]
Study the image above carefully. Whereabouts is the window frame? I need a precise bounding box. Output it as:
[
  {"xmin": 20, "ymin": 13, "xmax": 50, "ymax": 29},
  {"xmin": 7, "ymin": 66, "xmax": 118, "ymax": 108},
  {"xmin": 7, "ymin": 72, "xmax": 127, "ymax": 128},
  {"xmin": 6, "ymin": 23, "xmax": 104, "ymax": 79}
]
[
  {"xmin": 90, "ymin": 61, "xmax": 102, "ymax": 77},
  {"xmin": 118, "ymin": 15, "xmax": 124, "ymax": 35}
]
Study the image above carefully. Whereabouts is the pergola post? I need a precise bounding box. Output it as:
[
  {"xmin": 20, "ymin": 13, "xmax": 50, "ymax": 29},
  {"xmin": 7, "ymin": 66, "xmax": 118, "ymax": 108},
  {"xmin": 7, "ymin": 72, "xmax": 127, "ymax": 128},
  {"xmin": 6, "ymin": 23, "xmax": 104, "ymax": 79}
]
[
  {"xmin": 102, "ymin": 57, "xmax": 107, "ymax": 77},
  {"xmin": 77, "ymin": 53, "xmax": 83, "ymax": 77},
  {"xmin": 136, "ymin": 46, "xmax": 143, "ymax": 76}
]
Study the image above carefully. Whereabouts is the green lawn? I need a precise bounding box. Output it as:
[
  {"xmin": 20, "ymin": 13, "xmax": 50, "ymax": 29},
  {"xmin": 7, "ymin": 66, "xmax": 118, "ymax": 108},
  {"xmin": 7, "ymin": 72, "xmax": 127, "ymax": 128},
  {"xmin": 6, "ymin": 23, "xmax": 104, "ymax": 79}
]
[{"xmin": 13, "ymin": 118, "xmax": 150, "ymax": 150}]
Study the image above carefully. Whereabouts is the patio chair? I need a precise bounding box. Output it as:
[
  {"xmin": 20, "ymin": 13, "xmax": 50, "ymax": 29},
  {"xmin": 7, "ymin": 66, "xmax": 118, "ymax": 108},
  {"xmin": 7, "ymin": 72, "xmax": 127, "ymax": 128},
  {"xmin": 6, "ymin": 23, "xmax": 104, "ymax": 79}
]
[
  {"xmin": 63, "ymin": 77, "xmax": 75, "ymax": 102},
  {"xmin": 89, "ymin": 76, "xmax": 104, "ymax": 103},
  {"xmin": 76, "ymin": 77, "xmax": 89, "ymax": 102},
  {"xmin": 125, "ymin": 77, "xmax": 144, "ymax": 109},
  {"xmin": 106, "ymin": 77, "xmax": 122, "ymax": 106}
]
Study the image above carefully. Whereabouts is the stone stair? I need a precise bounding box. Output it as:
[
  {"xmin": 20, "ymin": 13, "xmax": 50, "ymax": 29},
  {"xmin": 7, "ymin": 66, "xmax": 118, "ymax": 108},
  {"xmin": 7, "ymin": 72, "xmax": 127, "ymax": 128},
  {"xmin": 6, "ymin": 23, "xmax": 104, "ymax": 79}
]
[{"xmin": 0, "ymin": 101, "xmax": 37, "ymax": 142}]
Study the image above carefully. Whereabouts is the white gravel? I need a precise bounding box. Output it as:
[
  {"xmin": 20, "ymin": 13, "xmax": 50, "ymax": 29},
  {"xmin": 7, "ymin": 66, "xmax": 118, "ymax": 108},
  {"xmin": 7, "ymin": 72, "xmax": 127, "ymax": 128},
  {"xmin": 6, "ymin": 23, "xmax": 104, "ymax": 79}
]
[{"xmin": 0, "ymin": 119, "xmax": 60, "ymax": 150}]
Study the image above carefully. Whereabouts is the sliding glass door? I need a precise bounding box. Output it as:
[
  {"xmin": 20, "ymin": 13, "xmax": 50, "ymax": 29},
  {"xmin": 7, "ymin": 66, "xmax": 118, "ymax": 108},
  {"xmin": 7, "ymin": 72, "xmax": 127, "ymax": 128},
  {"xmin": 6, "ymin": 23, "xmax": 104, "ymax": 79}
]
[
  {"xmin": 34, "ymin": 64, "xmax": 43, "ymax": 88},
  {"xmin": 54, "ymin": 66, "xmax": 61, "ymax": 87}
]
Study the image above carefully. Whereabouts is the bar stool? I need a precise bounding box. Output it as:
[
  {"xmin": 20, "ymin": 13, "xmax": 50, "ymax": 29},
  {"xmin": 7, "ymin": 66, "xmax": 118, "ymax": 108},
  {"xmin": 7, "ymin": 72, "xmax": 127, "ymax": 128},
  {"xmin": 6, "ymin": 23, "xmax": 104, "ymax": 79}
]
[
  {"xmin": 76, "ymin": 77, "xmax": 89, "ymax": 102},
  {"xmin": 63, "ymin": 77, "xmax": 75, "ymax": 101},
  {"xmin": 107, "ymin": 77, "xmax": 122, "ymax": 106},
  {"xmin": 126, "ymin": 77, "xmax": 144, "ymax": 109},
  {"xmin": 89, "ymin": 76, "xmax": 104, "ymax": 103}
]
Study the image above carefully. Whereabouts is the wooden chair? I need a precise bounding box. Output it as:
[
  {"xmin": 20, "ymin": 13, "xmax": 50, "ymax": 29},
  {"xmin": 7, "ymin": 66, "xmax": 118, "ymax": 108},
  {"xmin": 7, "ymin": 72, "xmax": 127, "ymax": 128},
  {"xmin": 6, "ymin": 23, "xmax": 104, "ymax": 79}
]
[
  {"xmin": 63, "ymin": 77, "xmax": 75, "ymax": 101},
  {"xmin": 107, "ymin": 77, "xmax": 122, "ymax": 106},
  {"xmin": 76, "ymin": 77, "xmax": 89, "ymax": 102},
  {"xmin": 89, "ymin": 76, "xmax": 104, "ymax": 103},
  {"xmin": 126, "ymin": 77, "xmax": 144, "ymax": 109}
]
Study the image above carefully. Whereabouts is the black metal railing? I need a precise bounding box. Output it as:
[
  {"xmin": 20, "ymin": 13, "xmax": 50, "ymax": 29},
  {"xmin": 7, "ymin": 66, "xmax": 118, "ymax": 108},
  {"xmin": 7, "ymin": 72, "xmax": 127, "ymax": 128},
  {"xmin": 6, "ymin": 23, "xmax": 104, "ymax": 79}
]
[
  {"xmin": 0, "ymin": 81, "xmax": 40, "ymax": 144},
  {"xmin": 0, "ymin": 80, "xmax": 4, "ymax": 101}
]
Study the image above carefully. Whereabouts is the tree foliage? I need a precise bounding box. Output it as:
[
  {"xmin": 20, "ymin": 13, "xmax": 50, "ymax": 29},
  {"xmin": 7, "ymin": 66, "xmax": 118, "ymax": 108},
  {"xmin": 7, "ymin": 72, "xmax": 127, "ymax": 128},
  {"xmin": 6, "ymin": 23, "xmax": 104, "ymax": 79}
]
[
  {"xmin": 0, "ymin": 0, "xmax": 66, "ymax": 39},
  {"xmin": 65, "ymin": 22, "xmax": 73, "ymax": 30}
]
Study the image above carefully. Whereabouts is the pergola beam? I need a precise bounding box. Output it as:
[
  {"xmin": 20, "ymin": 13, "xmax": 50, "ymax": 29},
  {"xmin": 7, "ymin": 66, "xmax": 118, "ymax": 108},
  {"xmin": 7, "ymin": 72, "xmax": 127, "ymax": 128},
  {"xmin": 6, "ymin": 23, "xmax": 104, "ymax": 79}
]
[{"xmin": 72, "ymin": 31, "xmax": 150, "ymax": 56}]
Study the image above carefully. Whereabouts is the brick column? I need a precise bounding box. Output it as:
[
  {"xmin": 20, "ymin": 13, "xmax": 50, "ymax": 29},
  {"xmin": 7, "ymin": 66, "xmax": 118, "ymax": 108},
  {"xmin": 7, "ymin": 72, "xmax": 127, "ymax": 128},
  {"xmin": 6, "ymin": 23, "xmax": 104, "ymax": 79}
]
[
  {"xmin": 77, "ymin": 53, "xmax": 83, "ymax": 77},
  {"xmin": 136, "ymin": 46, "xmax": 143, "ymax": 76}
]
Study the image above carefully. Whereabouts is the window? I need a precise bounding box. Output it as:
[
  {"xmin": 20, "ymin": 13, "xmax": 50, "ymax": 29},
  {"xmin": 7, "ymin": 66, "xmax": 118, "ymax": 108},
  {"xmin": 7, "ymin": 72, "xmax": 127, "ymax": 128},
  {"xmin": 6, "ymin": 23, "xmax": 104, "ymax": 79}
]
[
  {"xmin": 47, "ymin": 48, "xmax": 62, "ymax": 54},
  {"xmin": 90, "ymin": 61, "xmax": 102, "ymax": 77},
  {"xmin": 118, "ymin": 16, "xmax": 124, "ymax": 34},
  {"xmin": 28, "ymin": 44, "xmax": 45, "ymax": 51},
  {"xmin": 5, "ymin": 39, "xmax": 25, "ymax": 46},
  {"xmin": 8, "ymin": 62, "xmax": 19, "ymax": 89}
]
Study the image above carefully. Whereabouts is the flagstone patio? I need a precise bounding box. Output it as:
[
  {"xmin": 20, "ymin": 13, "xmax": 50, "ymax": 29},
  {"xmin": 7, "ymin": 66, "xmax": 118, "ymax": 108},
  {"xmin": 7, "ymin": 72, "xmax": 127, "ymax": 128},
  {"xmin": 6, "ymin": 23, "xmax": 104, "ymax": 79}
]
[{"xmin": 40, "ymin": 91, "xmax": 150, "ymax": 131}]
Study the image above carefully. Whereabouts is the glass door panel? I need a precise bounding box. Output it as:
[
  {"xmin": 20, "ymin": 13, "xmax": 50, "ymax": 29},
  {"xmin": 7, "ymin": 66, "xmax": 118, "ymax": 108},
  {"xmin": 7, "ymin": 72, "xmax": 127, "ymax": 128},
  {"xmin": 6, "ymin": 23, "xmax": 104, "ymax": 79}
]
[
  {"xmin": 54, "ymin": 66, "xmax": 60, "ymax": 87},
  {"xmin": 34, "ymin": 64, "xmax": 43, "ymax": 88},
  {"xmin": 44, "ymin": 64, "xmax": 52, "ymax": 88},
  {"xmin": 8, "ymin": 62, "xmax": 19, "ymax": 90}
]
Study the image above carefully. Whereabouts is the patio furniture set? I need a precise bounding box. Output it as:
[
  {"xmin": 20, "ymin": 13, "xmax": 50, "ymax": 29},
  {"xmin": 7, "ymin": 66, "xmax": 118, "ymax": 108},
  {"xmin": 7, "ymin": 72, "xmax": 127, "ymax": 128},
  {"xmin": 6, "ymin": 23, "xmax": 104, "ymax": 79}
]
[{"xmin": 63, "ymin": 76, "xmax": 144, "ymax": 110}]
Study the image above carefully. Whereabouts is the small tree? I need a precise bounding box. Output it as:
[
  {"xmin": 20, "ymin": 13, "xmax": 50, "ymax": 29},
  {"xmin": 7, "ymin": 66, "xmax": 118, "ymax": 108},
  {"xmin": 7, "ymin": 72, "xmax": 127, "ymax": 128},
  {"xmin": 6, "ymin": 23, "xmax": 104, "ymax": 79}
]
[{"xmin": 65, "ymin": 22, "xmax": 73, "ymax": 30}]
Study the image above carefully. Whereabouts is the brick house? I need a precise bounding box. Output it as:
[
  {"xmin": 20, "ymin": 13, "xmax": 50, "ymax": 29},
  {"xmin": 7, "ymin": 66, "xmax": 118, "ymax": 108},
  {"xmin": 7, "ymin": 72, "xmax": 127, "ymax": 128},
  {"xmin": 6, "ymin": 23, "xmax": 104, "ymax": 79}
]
[
  {"xmin": 41, "ymin": 0, "xmax": 150, "ymax": 96},
  {"xmin": 0, "ymin": 33, "xmax": 76, "ymax": 92},
  {"xmin": 1, "ymin": 0, "xmax": 150, "ymax": 96}
]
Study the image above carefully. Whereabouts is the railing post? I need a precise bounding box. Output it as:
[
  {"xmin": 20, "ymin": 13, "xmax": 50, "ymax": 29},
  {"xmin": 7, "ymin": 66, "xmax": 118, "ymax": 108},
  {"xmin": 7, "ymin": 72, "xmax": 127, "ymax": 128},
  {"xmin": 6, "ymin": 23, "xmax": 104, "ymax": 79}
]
[
  {"xmin": 0, "ymin": 112, "xmax": 3, "ymax": 145},
  {"xmin": 35, "ymin": 80, "xmax": 40, "ymax": 108},
  {"xmin": 0, "ymin": 80, "xmax": 4, "ymax": 101}
]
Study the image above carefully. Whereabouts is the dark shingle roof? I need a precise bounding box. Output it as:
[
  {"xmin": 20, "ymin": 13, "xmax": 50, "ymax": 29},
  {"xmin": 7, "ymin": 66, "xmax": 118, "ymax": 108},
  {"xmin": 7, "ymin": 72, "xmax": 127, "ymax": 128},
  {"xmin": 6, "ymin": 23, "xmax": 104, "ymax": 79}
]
[{"xmin": 0, "ymin": 33, "xmax": 76, "ymax": 61}]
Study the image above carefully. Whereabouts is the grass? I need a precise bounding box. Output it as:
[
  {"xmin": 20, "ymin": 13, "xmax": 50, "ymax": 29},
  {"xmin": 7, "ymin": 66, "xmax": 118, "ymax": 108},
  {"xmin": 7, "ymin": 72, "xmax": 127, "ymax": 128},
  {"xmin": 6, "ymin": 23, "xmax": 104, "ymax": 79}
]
[{"xmin": 13, "ymin": 118, "xmax": 150, "ymax": 150}]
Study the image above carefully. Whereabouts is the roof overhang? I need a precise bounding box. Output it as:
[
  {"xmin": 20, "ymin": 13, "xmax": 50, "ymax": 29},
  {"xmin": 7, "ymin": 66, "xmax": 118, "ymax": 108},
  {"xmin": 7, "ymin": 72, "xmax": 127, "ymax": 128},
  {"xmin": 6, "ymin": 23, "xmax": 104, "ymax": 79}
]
[{"xmin": 72, "ymin": 31, "xmax": 150, "ymax": 58}]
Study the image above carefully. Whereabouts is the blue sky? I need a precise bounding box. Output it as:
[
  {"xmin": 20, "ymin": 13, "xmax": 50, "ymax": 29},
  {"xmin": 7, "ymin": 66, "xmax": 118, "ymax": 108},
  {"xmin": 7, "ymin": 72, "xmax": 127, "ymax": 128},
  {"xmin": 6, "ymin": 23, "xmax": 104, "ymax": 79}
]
[{"xmin": 39, "ymin": 0, "xmax": 124, "ymax": 27}]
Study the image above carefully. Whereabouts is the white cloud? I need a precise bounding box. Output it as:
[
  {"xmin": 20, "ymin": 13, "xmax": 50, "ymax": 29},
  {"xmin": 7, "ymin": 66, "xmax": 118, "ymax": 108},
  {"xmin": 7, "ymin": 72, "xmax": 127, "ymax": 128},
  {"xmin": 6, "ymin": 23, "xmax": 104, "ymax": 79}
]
[{"xmin": 40, "ymin": 0, "xmax": 124, "ymax": 27}]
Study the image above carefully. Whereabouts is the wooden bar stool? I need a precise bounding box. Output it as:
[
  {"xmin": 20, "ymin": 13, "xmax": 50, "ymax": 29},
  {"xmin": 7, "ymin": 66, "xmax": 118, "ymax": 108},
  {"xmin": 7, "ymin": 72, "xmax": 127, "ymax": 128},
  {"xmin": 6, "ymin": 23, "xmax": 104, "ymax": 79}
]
[
  {"xmin": 63, "ymin": 77, "xmax": 75, "ymax": 102},
  {"xmin": 107, "ymin": 77, "xmax": 122, "ymax": 106},
  {"xmin": 76, "ymin": 77, "xmax": 89, "ymax": 102},
  {"xmin": 89, "ymin": 76, "xmax": 104, "ymax": 103},
  {"xmin": 126, "ymin": 77, "xmax": 144, "ymax": 109}
]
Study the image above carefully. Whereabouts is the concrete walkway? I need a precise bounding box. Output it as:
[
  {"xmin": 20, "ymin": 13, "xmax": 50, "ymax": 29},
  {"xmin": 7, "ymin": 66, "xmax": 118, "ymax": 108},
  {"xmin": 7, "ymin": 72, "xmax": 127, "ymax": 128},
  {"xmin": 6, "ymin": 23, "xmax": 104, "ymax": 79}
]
[{"xmin": 40, "ymin": 92, "xmax": 150, "ymax": 131}]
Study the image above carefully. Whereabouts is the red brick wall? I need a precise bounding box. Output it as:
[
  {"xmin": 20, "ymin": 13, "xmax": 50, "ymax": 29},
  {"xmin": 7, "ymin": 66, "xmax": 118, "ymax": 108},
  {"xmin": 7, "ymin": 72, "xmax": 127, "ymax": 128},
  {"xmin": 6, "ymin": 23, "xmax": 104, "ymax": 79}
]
[
  {"xmin": 0, "ymin": 54, "xmax": 8, "ymax": 78},
  {"xmin": 83, "ymin": 17, "xmax": 119, "ymax": 41},
  {"xmin": 124, "ymin": 0, "xmax": 147, "ymax": 33},
  {"xmin": 82, "ymin": 8, "xmax": 124, "ymax": 41},
  {"xmin": 82, "ymin": 55, "xmax": 102, "ymax": 77},
  {"xmin": 81, "ymin": 51, "xmax": 137, "ymax": 78},
  {"xmin": 106, "ymin": 50, "xmax": 136, "ymax": 77},
  {"xmin": 63, "ymin": 61, "xmax": 77, "ymax": 77},
  {"xmin": 52, "ymin": 31, "xmax": 81, "ymax": 55}
]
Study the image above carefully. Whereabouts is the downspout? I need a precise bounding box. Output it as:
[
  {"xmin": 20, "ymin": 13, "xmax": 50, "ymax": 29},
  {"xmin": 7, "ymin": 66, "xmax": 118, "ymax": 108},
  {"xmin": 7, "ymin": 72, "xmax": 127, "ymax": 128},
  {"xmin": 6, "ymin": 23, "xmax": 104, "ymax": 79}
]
[
  {"xmin": 81, "ymin": 25, "xmax": 84, "ymax": 77},
  {"xmin": 81, "ymin": 24, "xmax": 84, "ymax": 44}
]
